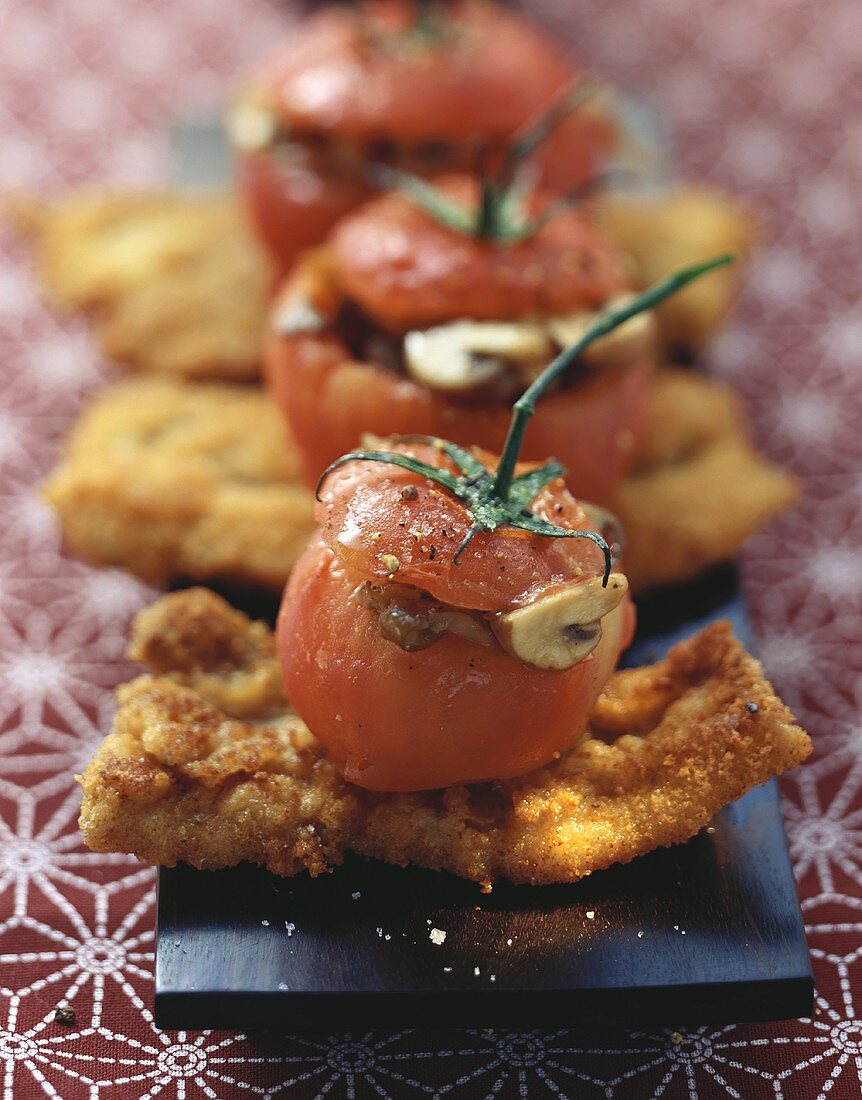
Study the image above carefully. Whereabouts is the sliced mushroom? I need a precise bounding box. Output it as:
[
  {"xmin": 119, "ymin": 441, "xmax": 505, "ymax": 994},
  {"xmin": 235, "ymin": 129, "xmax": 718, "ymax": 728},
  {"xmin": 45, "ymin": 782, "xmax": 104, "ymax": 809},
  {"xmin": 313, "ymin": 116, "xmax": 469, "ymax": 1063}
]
[
  {"xmin": 548, "ymin": 294, "xmax": 657, "ymax": 371},
  {"xmin": 227, "ymin": 98, "xmax": 278, "ymax": 153},
  {"xmin": 275, "ymin": 298, "xmax": 326, "ymax": 337},
  {"xmin": 491, "ymin": 573, "xmax": 628, "ymax": 671},
  {"xmin": 404, "ymin": 320, "xmax": 551, "ymax": 393}
]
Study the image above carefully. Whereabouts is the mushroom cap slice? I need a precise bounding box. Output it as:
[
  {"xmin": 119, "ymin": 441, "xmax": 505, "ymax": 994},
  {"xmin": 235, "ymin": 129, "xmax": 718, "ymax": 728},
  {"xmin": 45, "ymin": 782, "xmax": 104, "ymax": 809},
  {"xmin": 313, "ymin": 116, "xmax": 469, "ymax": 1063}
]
[
  {"xmin": 228, "ymin": 97, "xmax": 278, "ymax": 153},
  {"xmin": 491, "ymin": 573, "xmax": 629, "ymax": 671},
  {"xmin": 404, "ymin": 320, "xmax": 551, "ymax": 393}
]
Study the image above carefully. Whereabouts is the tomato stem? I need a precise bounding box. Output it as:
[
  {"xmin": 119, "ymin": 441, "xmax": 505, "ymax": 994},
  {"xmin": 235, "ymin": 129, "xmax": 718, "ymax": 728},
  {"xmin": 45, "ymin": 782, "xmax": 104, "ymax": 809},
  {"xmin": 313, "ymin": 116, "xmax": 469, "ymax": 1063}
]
[
  {"xmin": 497, "ymin": 78, "xmax": 599, "ymax": 191},
  {"xmin": 371, "ymin": 77, "xmax": 599, "ymax": 242},
  {"xmin": 413, "ymin": 0, "xmax": 446, "ymax": 43},
  {"xmin": 490, "ymin": 254, "xmax": 736, "ymax": 500}
]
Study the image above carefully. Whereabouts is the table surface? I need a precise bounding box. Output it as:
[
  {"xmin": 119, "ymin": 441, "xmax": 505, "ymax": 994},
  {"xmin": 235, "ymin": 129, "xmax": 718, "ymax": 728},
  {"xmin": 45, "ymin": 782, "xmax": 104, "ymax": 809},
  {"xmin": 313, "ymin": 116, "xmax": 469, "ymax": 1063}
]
[{"xmin": 1, "ymin": 1, "xmax": 860, "ymax": 1097}]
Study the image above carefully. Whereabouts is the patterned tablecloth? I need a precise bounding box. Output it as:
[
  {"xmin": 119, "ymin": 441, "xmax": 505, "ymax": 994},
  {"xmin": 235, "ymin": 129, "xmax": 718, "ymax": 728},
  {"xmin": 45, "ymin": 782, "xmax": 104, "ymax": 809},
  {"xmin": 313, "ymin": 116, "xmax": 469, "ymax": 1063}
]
[{"xmin": 1, "ymin": 0, "xmax": 860, "ymax": 1096}]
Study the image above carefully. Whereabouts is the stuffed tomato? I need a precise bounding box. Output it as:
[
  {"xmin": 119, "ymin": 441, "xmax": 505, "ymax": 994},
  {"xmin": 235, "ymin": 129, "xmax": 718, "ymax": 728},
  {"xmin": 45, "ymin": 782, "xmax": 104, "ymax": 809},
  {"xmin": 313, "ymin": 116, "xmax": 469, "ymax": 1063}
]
[
  {"xmin": 264, "ymin": 175, "xmax": 657, "ymax": 502},
  {"xmin": 278, "ymin": 439, "xmax": 633, "ymax": 791},
  {"xmin": 230, "ymin": 0, "xmax": 617, "ymax": 271}
]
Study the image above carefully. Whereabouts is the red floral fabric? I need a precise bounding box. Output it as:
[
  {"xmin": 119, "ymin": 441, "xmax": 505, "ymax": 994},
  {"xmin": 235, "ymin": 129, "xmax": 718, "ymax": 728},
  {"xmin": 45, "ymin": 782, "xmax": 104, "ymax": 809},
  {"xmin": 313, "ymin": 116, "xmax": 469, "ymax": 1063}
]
[{"xmin": 1, "ymin": 0, "xmax": 860, "ymax": 1096}]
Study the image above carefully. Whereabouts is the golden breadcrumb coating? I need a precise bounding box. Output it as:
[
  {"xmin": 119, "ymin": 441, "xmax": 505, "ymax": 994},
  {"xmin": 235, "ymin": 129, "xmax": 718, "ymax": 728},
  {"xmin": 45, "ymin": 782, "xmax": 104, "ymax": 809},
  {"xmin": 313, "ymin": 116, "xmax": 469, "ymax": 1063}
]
[
  {"xmin": 43, "ymin": 378, "xmax": 315, "ymax": 588},
  {"xmin": 617, "ymin": 370, "xmax": 798, "ymax": 591},
  {"xmin": 44, "ymin": 370, "xmax": 795, "ymax": 593},
  {"xmin": 598, "ymin": 186, "xmax": 756, "ymax": 354},
  {"xmin": 8, "ymin": 191, "xmax": 269, "ymax": 382},
  {"xmin": 78, "ymin": 589, "xmax": 811, "ymax": 886}
]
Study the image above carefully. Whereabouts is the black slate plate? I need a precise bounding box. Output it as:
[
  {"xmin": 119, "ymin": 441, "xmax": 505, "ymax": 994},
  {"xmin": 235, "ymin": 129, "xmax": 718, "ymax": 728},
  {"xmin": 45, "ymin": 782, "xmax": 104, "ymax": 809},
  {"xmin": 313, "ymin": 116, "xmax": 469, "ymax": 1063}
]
[{"xmin": 155, "ymin": 567, "xmax": 812, "ymax": 1031}]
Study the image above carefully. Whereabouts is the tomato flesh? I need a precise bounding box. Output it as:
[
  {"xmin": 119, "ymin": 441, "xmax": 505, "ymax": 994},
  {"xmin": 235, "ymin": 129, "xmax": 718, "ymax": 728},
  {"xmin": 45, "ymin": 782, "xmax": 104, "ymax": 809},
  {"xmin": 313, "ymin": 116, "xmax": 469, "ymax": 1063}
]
[
  {"xmin": 268, "ymin": 325, "xmax": 651, "ymax": 502},
  {"xmin": 237, "ymin": 153, "xmax": 367, "ymax": 277},
  {"xmin": 330, "ymin": 182, "xmax": 631, "ymax": 332},
  {"xmin": 264, "ymin": 214, "xmax": 653, "ymax": 501}
]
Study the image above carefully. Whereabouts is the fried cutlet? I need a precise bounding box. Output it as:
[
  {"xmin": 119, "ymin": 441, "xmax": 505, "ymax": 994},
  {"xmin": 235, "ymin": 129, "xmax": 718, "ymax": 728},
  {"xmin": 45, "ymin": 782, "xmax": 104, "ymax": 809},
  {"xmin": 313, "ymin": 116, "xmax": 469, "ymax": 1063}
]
[
  {"xmin": 43, "ymin": 378, "xmax": 315, "ymax": 588},
  {"xmin": 598, "ymin": 186, "xmax": 757, "ymax": 355},
  {"xmin": 8, "ymin": 191, "xmax": 269, "ymax": 382},
  {"xmin": 43, "ymin": 370, "xmax": 796, "ymax": 593},
  {"xmin": 615, "ymin": 369, "xmax": 798, "ymax": 590},
  {"xmin": 78, "ymin": 588, "xmax": 811, "ymax": 887}
]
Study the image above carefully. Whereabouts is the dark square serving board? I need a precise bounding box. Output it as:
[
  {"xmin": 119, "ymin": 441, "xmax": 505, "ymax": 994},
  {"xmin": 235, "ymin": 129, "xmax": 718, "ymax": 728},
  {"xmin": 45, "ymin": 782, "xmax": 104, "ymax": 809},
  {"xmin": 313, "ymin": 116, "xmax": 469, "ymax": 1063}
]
[{"xmin": 155, "ymin": 566, "xmax": 812, "ymax": 1031}]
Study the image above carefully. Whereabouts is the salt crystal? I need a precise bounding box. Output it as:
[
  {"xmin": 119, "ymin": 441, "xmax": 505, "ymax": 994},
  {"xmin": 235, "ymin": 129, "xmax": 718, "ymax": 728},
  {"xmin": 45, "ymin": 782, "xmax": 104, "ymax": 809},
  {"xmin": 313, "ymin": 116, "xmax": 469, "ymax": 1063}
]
[
  {"xmin": 586, "ymin": 911, "xmax": 595, "ymax": 920},
  {"xmin": 261, "ymin": 920, "xmax": 270, "ymax": 927},
  {"xmin": 490, "ymin": 974, "xmax": 496, "ymax": 982},
  {"xmin": 285, "ymin": 922, "xmax": 295, "ymax": 936},
  {"xmin": 443, "ymin": 967, "xmax": 453, "ymax": 973},
  {"xmin": 637, "ymin": 931, "xmax": 644, "ymax": 938},
  {"xmin": 506, "ymin": 938, "xmax": 513, "ymax": 946},
  {"xmin": 429, "ymin": 928, "xmax": 446, "ymax": 946},
  {"xmin": 351, "ymin": 891, "xmax": 361, "ymax": 900},
  {"xmin": 473, "ymin": 966, "xmax": 481, "ymax": 976}
]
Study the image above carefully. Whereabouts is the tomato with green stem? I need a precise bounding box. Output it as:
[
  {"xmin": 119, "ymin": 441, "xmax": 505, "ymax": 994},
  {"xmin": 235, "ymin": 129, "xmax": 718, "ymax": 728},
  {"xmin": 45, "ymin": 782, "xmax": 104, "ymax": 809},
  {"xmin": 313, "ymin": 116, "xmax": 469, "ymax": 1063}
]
[
  {"xmin": 265, "ymin": 176, "xmax": 652, "ymax": 502},
  {"xmin": 279, "ymin": 450, "xmax": 633, "ymax": 791},
  {"xmin": 231, "ymin": 0, "xmax": 617, "ymax": 272}
]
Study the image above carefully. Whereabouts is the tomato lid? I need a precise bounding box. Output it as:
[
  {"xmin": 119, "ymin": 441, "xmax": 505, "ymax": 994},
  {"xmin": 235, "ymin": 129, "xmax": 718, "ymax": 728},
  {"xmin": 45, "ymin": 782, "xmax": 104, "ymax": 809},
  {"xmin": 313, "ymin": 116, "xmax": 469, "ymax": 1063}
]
[
  {"xmin": 318, "ymin": 439, "xmax": 608, "ymax": 612},
  {"xmin": 331, "ymin": 175, "xmax": 631, "ymax": 330},
  {"xmin": 245, "ymin": 1, "xmax": 578, "ymax": 143}
]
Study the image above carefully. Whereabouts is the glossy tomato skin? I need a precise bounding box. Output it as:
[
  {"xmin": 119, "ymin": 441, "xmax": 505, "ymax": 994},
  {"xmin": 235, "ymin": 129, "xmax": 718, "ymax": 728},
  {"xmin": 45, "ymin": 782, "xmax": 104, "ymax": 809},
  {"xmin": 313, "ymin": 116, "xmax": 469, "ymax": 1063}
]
[
  {"xmin": 329, "ymin": 183, "xmax": 631, "ymax": 332},
  {"xmin": 316, "ymin": 440, "xmax": 612, "ymax": 612},
  {"xmin": 253, "ymin": 2, "xmax": 602, "ymax": 147},
  {"xmin": 234, "ymin": 2, "xmax": 616, "ymax": 271},
  {"xmin": 278, "ymin": 537, "xmax": 634, "ymax": 791},
  {"xmin": 263, "ymin": 231, "xmax": 652, "ymax": 502},
  {"xmin": 268, "ymin": 330, "xmax": 651, "ymax": 503},
  {"xmin": 237, "ymin": 154, "xmax": 367, "ymax": 278}
]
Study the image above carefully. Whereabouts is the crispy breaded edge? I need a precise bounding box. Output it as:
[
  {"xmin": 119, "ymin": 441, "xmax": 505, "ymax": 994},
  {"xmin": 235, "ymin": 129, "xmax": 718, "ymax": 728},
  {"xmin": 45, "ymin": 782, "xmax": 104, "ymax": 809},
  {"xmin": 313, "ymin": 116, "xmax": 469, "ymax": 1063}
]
[
  {"xmin": 7, "ymin": 191, "xmax": 227, "ymax": 310},
  {"xmin": 78, "ymin": 589, "xmax": 810, "ymax": 887},
  {"xmin": 43, "ymin": 370, "xmax": 796, "ymax": 594}
]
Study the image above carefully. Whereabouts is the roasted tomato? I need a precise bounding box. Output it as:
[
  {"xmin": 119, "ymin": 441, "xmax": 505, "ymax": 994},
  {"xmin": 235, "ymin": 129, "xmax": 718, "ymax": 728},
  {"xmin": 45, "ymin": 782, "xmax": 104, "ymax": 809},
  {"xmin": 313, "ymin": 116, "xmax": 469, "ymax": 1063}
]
[
  {"xmin": 264, "ymin": 178, "xmax": 655, "ymax": 502},
  {"xmin": 231, "ymin": 0, "xmax": 617, "ymax": 271},
  {"xmin": 277, "ymin": 439, "xmax": 635, "ymax": 791}
]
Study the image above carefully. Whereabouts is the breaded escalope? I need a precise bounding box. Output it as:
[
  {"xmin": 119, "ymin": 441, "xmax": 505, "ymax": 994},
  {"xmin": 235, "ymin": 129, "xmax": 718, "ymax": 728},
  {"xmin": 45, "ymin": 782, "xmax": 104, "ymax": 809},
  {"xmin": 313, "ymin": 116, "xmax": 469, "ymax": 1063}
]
[
  {"xmin": 598, "ymin": 187, "xmax": 756, "ymax": 355},
  {"xmin": 8, "ymin": 191, "xmax": 269, "ymax": 382},
  {"xmin": 78, "ymin": 588, "xmax": 811, "ymax": 886},
  {"xmin": 44, "ymin": 371, "xmax": 795, "ymax": 593},
  {"xmin": 43, "ymin": 378, "xmax": 315, "ymax": 588},
  {"xmin": 616, "ymin": 370, "xmax": 798, "ymax": 591}
]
